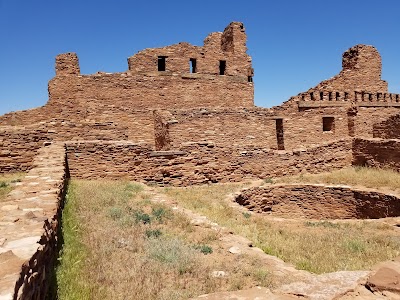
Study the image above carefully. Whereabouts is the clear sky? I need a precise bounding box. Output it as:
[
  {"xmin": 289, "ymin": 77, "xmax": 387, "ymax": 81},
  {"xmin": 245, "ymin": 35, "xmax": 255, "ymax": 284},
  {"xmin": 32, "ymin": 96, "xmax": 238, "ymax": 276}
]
[{"xmin": 0, "ymin": 0, "xmax": 399, "ymax": 115}]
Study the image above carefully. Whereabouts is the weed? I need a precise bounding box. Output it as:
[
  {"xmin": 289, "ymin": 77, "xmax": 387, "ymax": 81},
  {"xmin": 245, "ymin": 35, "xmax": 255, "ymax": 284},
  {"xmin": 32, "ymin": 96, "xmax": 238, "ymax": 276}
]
[
  {"xmin": 0, "ymin": 181, "xmax": 8, "ymax": 188},
  {"xmin": 147, "ymin": 237, "xmax": 198, "ymax": 274},
  {"xmin": 145, "ymin": 229, "xmax": 162, "ymax": 238},
  {"xmin": 194, "ymin": 244, "xmax": 213, "ymax": 255},
  {"xmin": 305, "ymin": 221, "xmax": 341, "ymax": 228},
  {"xmin": 132, "ymin": 209, "xmax": 152, "ymax": 224},
  {"xmin": 152, "ymin": 207, "xmax": 169, "ymax": 222},
  {"xmin": 263, "ymin": 177, "xmax": 274, "ymax": 184},
  {"xmin": 242, "ymin": 212, "xmax": 251, "ymax": 219},
  {"xmin": 345, "ymin": 239, "xmax": 366, "ymax": 253},
  {"xmin": 109, "ymin": 207, "xmax": 123, "ymax": 220}
]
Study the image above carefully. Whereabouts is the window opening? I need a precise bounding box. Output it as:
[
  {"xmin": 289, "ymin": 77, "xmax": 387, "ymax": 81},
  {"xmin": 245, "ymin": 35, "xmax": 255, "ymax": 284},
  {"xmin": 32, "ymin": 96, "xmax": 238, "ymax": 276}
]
[
  {"xmin": 158, "ymin": 56, "xmax": 167, "ymax": 71},
  {"xmin": 189, "ymin": 58, "xmax": 197, "ymax": 73},
  {"xmin": 219, "ymin": 60, "xmax": 226, "ymax": 75},
  {"xmin": 275, "ymin": 119, "xmax": 285, "ymax": 150},
  {"xmin": 323, "ymin": 117, "xmax": 335, "ymax": 132}
]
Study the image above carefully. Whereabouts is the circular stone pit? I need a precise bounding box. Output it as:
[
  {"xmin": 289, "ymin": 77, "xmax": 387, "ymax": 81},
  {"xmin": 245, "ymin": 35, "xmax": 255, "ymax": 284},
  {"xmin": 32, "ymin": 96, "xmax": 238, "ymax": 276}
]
[{"xmin": 234, "ymin": 184, "xmax": 400, "ymax": 219}]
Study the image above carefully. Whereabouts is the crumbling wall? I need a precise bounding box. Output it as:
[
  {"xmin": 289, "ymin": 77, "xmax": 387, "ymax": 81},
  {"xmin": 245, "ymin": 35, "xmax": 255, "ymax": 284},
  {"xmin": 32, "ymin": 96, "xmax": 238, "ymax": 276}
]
[
  {"xmin": 306, "ymin": 45, "xmax": 387, "ymax": 94},
  {"xmin": 66, "ymin": 139, "xmax": 352, "ymax": 186},
  {"xmin": 235, "ymin": 185, "xmax": 400, "ymax": 219},
  {"xmin": 352, "ymin": 138, "xmax": 400, "ymax": 170},
  {"xmin": 0, "ymin": 144, "xmax": 67, "ymax": 299},
  {"xmin": 48, "ymin": 22, "xmax": 254, "ymax": 110},
  {"xmin": 373, "ymin": 113, "xmax": 400, "ymax": 139}
]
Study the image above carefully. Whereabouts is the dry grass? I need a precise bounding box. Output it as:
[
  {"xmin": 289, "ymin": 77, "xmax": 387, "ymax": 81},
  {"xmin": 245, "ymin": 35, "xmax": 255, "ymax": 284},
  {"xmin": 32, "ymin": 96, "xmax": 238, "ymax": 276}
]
[
  {"xmin": 0, "ymin": 172, "xmax": 24, "ymax": 201},
  {"xmin": 163, "ymin": 183, "xmax": 400, "ymax": 274},
  {"xmin": 272, "ymin": 166, "xmax": 400, "ymax": 191},
  {"xmin": 56, "ymin": 180, "xmax": 274, "ymax": 300}
]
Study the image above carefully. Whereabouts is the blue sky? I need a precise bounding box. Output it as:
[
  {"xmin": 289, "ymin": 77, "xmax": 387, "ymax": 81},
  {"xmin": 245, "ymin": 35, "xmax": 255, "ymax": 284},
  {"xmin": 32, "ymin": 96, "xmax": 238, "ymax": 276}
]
[{"xmin": 0, "ymin": 0, "xmax": 399, "ymax": 115}]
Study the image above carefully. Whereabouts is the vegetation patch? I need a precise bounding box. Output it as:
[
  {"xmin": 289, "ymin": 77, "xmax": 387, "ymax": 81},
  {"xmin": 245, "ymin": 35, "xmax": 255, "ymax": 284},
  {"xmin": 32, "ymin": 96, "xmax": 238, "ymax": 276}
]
[
  {"xmin": 56, "ymin": 180, "xmax": 274, "ymax": 300},
  {"xmin": 0, "ymin": 172, "xmax": 24, "ymax": 202},
  {"xmin": 163, "ymin": 182, "xmax": 400, "ymax": 274}
]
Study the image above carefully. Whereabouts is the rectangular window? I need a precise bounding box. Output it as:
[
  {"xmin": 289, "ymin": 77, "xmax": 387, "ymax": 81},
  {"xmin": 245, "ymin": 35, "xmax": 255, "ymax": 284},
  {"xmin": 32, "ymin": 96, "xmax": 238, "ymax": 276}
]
[
  {"xmin": 219, "ymin": 60, "xmax": 226, "ymax": 75},
  {"xmin": 323, "ymin": 117, "xmax": 335, "ymax": 132},
  {"xmin": 158, "ymin": 56, "xmax": 167, "ymax": 71},
  {"xmin": 275, "ymin": 119, "xmax": 285, "ymax": 150},
  {"xmin": 189, "ymin": 58, "xmax": 197, "ymax": 73}
]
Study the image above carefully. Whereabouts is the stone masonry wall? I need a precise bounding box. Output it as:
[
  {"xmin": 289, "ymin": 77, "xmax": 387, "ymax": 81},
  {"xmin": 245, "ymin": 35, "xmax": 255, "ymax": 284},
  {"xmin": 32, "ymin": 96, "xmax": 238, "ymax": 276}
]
[
  {"xmin": 352, "ymin": 138, "xmax": 400, "ymax": 171},
  {"xmin": 235, "ymin": 184, "xmax": 400, "ymax": 219},
  {"xmin": 48, "ymin": 22, "xmax": 254, "ymax": 110},
  {"xmin": 164, "ymin": 107, "xmax": 349, "ymax": 150},
  {"xmin": 373, "ymin": 113, "xmax": 400, "ymax": 139},
  {"xmin": 66, "ymin": 139, "xmax": 352, "ymax": 186},
  {"xmin": 0, "ymin": 143, "xmax": 67, "ymax": 299}
]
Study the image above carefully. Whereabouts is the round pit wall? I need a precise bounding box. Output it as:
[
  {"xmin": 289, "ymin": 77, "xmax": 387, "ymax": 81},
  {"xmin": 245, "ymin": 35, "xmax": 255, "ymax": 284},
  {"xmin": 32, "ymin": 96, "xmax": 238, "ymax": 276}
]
[{"xmin": 234, "ymin": 184, "xmax": 400, "ymax": 219}]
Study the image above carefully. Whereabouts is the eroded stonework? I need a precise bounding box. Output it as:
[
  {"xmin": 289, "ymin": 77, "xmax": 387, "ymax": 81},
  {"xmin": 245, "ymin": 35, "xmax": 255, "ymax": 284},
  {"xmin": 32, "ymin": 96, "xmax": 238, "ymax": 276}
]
[{"xmin": 1, "ymin": 20, "xmax": 400, "ymax": 300}]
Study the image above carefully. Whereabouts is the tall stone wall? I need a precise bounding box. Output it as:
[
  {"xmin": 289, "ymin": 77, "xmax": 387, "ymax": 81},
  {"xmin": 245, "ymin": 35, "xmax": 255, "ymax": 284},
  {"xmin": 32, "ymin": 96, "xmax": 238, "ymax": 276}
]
[{"xmin": 48, "ymin": 22, "xmax": 254, "ymax": 110}]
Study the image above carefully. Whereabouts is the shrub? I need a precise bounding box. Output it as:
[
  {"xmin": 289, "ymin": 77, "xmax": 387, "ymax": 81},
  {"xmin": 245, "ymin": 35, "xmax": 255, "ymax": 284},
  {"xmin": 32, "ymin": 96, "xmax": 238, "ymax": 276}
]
[
  {"xmin": 194, "ymin": 244, "xmax": 213, "ymax": 255},
  {"xmin": 0, "ymin": 181, "xmax": 8, "ymax": 188},
  {"xmin": 145, "ymin": 229, "xmax": 162, "ymax": 238},
  {"xmin": 109, "ymin": 207, "xmax": 123, "ymax": 220}
]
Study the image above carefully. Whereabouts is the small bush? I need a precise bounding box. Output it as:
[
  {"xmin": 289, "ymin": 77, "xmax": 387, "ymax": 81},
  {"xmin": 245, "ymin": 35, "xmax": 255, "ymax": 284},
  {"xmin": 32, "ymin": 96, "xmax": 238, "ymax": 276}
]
[
  {"xmin": 152, "ymin": 207, "xmax": 168, "ymax": 222},
  {"xmin": 194, "ymin": 244, "xmax": 213, "ymax": 255},
  {"xmin": 242, "ymin": 212, "xmax": 251, "ymax": 219},
  {"xmin": 145, "ymin": 229, "xmax": 162, "ymax": 238},
  {"xmin": 147, "ymin": 238, "xmax": 198, "ymax": 274},
  {"xmin": 0, "ymin": 181, "xmax": 8, "ymax": 188},
  {"xmin": 133, "ymin": 210, "xmax": 152, "ymax": 224},
  {"xmin": 263, "ymin": 178, "xmax": 274, "ymax": 184},
  {"xmin": 109, "ymin": 207, "xmax": 123, "ymax": 220}
]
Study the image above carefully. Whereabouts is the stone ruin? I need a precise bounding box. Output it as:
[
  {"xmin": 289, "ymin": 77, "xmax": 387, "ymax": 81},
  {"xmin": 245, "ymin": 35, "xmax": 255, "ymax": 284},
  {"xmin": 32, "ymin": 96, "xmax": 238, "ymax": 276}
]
[{"xmin": 1, "ymin": 21, "xmax": 400, "ymax": 299}]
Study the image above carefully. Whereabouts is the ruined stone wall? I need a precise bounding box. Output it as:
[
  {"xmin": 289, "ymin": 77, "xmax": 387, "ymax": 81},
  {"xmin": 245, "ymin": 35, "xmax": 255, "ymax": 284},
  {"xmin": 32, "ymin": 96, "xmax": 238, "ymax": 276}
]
[
  {"xmin": 235, "ymin": 185, "xmax": 400, "ymax": 219},
  {"xmin": 0, "ymin": 127, "xmax": 53, "ymax": 172},
  {"xmin": 305, "ymin": 45, "xmax": 387, "ymax": 94},
  {"xmin": 161, "ymin": 107, "xmax": 349, "ymax": 151},
  {"xmin": 48, "ymin": 22, "xmax": 254, "ymax": 110},
  {"xmin": 373, "ymin": 113, "xmax": 400, "ymax": 139},
  {"xmin": 66, "ymin": 139, "xmax": 352, "ymax": 186},
  {"xmin": 352, "ymin": 138, "xmax": 400, "ymax": 170},
  {"xmin": 0, "ymin": 144, "xmax": 67, "ymax": 299}
]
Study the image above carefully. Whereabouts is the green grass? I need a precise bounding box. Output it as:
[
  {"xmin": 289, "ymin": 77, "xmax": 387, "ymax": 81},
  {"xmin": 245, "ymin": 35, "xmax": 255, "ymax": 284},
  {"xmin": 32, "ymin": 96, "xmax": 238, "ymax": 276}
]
[
  {"xmin": 56, "ymin": 181, "xmax": 92, "ymax": 300},
  {"xmin": 163, "ymin": 183, "xmax": 400, "ymax": 274}
]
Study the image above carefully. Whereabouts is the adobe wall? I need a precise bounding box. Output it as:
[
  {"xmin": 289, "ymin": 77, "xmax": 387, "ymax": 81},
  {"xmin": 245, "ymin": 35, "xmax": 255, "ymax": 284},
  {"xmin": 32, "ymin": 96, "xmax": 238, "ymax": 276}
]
[
  {"xmin": 235, "ymin": 185, "xmax": 400, "ymax": 219},
  {"xmin": 352, "ymin": 138, "xmax": 400, "ymax": 170},
  {"xmin": 65, "ymin": 139, "xmax": 352, "ymax": 186},
  {"xmin": 48, "ymin": 22, "xmax": 254, "ymax": 110}
]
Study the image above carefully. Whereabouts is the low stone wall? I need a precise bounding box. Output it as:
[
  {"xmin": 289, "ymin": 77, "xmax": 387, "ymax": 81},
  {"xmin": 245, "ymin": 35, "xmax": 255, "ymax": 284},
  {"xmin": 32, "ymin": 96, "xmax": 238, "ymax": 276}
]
[
  {"xmin": 235, "ymin": 184, "xmax": 400, "ymax": 219},
  {"xmin": 352, "ymin": 138, "xmax": 400, "ymax": 170},
  {"xmin": 0, "ymin": 143, "xmax": 67, "ymax": 299},
  {"xmin": 66, "ymin": 139, "xmax": 352, "ymax": 186}
]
